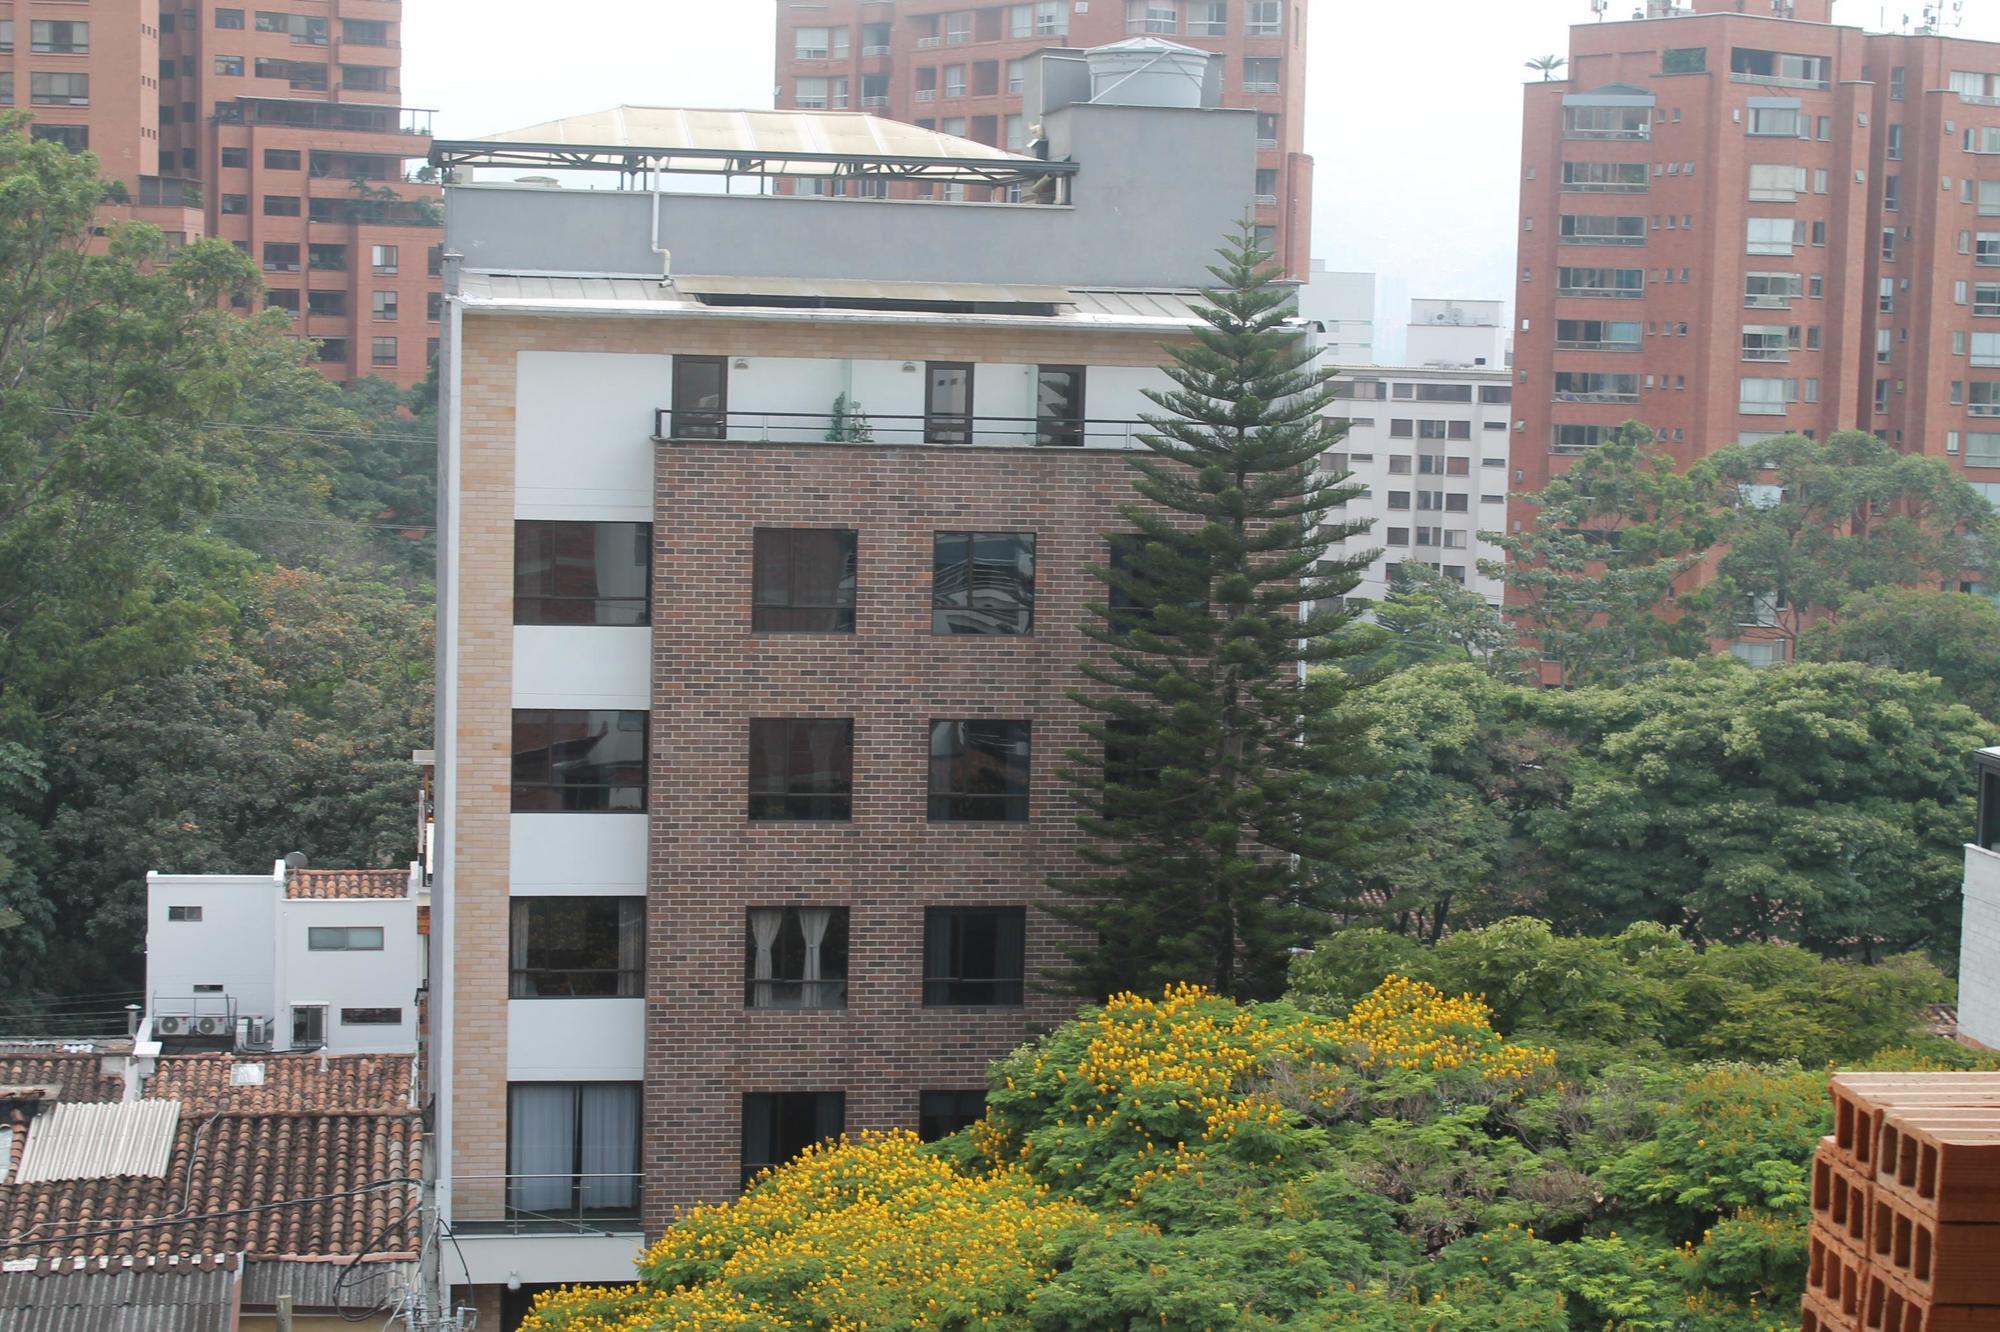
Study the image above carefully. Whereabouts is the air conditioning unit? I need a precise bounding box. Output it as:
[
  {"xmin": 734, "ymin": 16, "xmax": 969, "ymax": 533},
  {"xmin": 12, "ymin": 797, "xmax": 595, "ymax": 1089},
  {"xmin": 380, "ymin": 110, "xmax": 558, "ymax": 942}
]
[
  {"xmin": 194, "ymin": 1015, "xmax": 228, "ymax": 1037},
  {"xmin": 154, "ymin": 1015, "xmax": 186, "ymax": 1036},
  {"xmin": 244, "ymin": 1018, "xmax": 270, "ymax": 1047}
]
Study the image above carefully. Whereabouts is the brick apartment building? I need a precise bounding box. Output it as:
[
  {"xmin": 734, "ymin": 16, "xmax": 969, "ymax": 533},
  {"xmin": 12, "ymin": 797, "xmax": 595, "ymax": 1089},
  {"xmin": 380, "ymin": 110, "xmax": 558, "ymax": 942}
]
[
  {"xmin": 426, "ymin": 70, "xmax": 1264, "ymax": 1324},
  {"xmin": 3, "ymin": 0, "xmax": 439, "ymax": 387},
  {"xmin": 1513, "ymin": 0, "xmax": 2000, "ymax": 658},
  {"xmin": 770, "ymin": 0, "xmax": 1312, "ymax": 276}
]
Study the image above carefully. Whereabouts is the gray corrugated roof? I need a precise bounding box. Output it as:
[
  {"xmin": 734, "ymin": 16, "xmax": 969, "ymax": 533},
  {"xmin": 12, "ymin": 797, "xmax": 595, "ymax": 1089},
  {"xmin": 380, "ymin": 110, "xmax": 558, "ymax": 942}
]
[
  {"xmin": 15, "ymin": 1102, "xmax": 180, "ymax": 1183},
  {"xmin": 242, "ymin": 1259, "xmax": 413, "ymax": 1312},
  {"xmin": 0, "ymin": 1266, "xmax": 236, "ymax": 1332}
]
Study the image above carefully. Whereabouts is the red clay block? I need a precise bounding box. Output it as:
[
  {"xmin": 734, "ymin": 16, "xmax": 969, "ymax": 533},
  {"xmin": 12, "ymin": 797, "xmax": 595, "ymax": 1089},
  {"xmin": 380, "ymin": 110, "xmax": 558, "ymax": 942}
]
[
  {"xmin": 1861, "ymin": 1267, "xmax": 2000, "ymax": 1332},
  {"xmin": 1811, "ymin": 1226, "xmax": 1874, "ymax": 1325},
  {"xmin": 1829, "ymin": 1076, "xmax": 2000, "ymax": 1180},
  {"xmin": 1876, "ymin": 1110, "xmax": 2000, "ymax": 1224},
  {"xmin": 1867, "ymin": 1185, "xmax": 2000, "ymax": 1305},
  {"xmin": 1803, "ymin": 1283, "xmax": 1858, "ymax": 1332},
  {"xmin": 1817, "ymin": 1139, "xmax": 1878, "ymax": 1251}
]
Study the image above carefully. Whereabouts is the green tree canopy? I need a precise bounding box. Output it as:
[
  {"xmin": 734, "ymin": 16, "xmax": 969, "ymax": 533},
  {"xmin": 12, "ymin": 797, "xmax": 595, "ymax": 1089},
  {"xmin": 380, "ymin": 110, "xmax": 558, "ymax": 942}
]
[{"xmin": 1799, "ymin": 585, "xmax": 2000, "ymax": 722}]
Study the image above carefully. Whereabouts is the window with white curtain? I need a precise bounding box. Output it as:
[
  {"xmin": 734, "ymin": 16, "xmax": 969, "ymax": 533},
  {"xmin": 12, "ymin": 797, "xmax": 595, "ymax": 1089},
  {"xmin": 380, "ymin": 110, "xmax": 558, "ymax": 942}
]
[
  {"xmin": 1738, "ymin": 377, "xmax": 1796, "ymax": 415},
  {"xmin": 745, "ymin": 906, "xmax": 850, "ymax": 1008},
  {"xmin": 1128, "ymin": 0, "xmax": 1179, "ymax": 35},
  {"xmin": 1747, "ymin": 163, "xmax": 1805, "ymax": 201},
  {"xmin": 1746, "ymin": 217, "xmax": 1800, "ymax": 255},
  {"xmin": 506, "ymin": 1082, "xmax": 641, "ymax": 1219}
]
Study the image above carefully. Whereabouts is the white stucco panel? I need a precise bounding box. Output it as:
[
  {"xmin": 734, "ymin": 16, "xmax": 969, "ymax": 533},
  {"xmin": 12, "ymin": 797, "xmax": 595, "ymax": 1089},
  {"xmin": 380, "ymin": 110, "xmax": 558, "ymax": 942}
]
[
  {"xmin": 515, "ymin": 351, "xmax": 665, "ymax": 520},
  {"xmin": 507, "ymin": 998, "xmax": 646, "ymax": 1081},
  {"xmin": 509, "ymin": 814, "xmax": 648, "ymax": 894},
  {"xmin": 512, "ymin": 625, "xmax": 651, "ymax": 709}
]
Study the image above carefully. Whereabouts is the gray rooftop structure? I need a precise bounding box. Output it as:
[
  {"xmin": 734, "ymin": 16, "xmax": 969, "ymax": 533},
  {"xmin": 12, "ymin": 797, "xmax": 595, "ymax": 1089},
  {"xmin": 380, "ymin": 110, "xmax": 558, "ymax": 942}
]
[
  {"xmin": 435, "ymin": 98, "xmax": 1261, "ymax": 294},
  {"xmin": 0, "ymin": 1266, "xmax": 237, "ymax": 1332}
]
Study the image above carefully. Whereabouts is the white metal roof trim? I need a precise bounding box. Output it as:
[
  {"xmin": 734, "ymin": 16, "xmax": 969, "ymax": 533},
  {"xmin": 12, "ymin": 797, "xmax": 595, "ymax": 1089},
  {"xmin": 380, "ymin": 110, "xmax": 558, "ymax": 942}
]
[
  {"xmin": 669, "ymin": 275, "xmax": 1077, "ymax": 304},
  {"xmin": 14, "ymin": 1101, "xmax": 181, "ymax": 1183}
]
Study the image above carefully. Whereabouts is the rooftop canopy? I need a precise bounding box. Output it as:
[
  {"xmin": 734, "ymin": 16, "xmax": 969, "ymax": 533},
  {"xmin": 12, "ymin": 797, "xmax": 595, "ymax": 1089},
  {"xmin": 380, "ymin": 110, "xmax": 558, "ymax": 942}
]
[{"xmin": 430, "ymin": 106, "xmax": 1076, "ymax": 189}]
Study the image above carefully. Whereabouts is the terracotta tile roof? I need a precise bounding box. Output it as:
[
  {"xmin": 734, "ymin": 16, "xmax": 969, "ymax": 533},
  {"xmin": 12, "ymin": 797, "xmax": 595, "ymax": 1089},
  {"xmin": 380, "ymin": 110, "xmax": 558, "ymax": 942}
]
[
  {"xmin": 144, "ymin": 1055, "xmax": 414, "ymax": 1114},
  {"xmin": 0, "ymin": 1051, "xmax": 125, "ymax": 1105},
  {"xmin": 285, "ymin": 869, "xmax": 409, "ymax": 900},
  {"xmin": 0, "ymin": 1054, "xmax": 420, "ymax": 1263},
  {"xmin": 0, "ymin": 1113, "xmax": 420, "ymax": 1261}
]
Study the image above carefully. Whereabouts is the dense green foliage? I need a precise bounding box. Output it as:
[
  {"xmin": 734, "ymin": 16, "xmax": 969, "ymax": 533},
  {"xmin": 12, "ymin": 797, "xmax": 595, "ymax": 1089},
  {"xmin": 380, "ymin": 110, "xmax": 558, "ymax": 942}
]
[
  {"xmin": 1333, "ymin": 660, "xmax": 1989, "ymax": 957},
  {"xmin": 1799, "ymin": 585, "xmax": 2000, "ymax": 722},
  {"xmin": 521, "ymin": 949, "xmax": 1992, "ymax": 1331},
  {"xmin": 0, "ymin": 120, "xmax": 433, "ymax": 1008},
  {"xmin": 1053, "ymin": 225, "xmax": 1379, "ymax": 1001}
]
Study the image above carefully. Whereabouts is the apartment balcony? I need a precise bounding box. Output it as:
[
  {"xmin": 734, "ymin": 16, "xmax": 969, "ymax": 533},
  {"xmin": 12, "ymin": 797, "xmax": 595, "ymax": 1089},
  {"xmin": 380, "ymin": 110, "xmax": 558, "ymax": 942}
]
[
  {"xmin": 862, "ymin": 96, "xmax": 891, "ymax": 109},
  {"xmin": 1556, "ymin": 287, "xmax": 1644, "ymax": 300},
  {"xmin": 916, "ymin": 35, "xmax": 943, "ymax": 48},
  {"xmin": 1559, "ymin": 235, "xmax": 1646, "ymax": 246},
  {"xmin": 1729, "ymin": 72, "xmax": 1829, "ymax": 91},
  {"xmin": 445, "ymin": 1174, "xmax": 646, "ymax": 1288},
  {"xmin": 914, "ymin": 89, "xmax": 937, "ymax": 103},
  {"xmin": 653, "ymin": 408, "xmax": 1149, "ymax": 450},
  {"xmin": 1243, "ymin": 80, "xmax": 1280, "ymax": 94},
  {"xmin": 1555, "ymin": 339, "xmax": 1641, "ymax": 352},
  {"xmin": 1741, "ymin": 349, "xmax": 1791, "ymax": 362},
  {"xmin": 1553, "ymin": 391, "xmax": 1640, "ymax": 404},
  {"xmin": 1254, "ymin": 193, "xmax": 1278, "ymax": 206},
  {"xmin": 863, "ymin": 44, "xmax": 892, "ymax": 56}
]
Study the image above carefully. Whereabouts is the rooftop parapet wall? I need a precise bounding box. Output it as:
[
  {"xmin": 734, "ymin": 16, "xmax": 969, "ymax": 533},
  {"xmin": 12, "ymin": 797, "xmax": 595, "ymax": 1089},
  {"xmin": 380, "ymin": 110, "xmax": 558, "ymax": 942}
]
[{"xmin": 443, "ymin": 103, "xmax": 1258, "ymax": 291}]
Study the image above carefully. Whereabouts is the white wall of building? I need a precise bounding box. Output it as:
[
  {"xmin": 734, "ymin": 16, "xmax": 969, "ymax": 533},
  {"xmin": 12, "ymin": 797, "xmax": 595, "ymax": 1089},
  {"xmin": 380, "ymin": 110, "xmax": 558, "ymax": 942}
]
[
  {"xmin": 508, "ymin": 999, "xmax": 646, "ymax": 1081},
  {"xmin": 1962, "ymin": 846, "xmax": 2000, "ymax": 1049},
  {"xmin": 509, "ymin": 815, "xmax": 649, "ymax": 895},
  {"xmin": 513, "ymin": 626, "xmax": 651, "ymax": 709},
  {"xmin": 515, "ymin": 351, "xmax": 664, "ymax": 521},
  {"xmin": 1298, "ymin": 264, "xmax": 1376, "ymax": 366},
  {"xmin": 146, "ymin": 869, "xmax": 284, "ymax": 1023},
  {"xmin": 145, "ymin": 866, "xmax": 420, "ymax": 1054}
]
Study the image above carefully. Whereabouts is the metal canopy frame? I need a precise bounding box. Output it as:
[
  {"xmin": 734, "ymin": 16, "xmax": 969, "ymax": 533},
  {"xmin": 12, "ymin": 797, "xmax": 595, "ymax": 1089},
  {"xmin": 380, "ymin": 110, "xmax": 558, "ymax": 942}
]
[{"xmin": 427, "ymin": 139, "xmax": 1078, "ymax": 191}]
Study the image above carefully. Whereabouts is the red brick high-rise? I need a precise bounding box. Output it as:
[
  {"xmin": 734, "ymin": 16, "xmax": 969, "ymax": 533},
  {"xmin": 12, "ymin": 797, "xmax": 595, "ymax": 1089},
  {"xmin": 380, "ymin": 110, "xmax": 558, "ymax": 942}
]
[
  {"xmin": 5, "ymin": 0, "xmax": 439, "ymax": 387},
  {"xmin": 1513, "ymin": 0, "xmax": 2000, "ymax": 642},
  {"xmin": 771, "ymin": 0, "xmax": 1312, "ymax": 276}
]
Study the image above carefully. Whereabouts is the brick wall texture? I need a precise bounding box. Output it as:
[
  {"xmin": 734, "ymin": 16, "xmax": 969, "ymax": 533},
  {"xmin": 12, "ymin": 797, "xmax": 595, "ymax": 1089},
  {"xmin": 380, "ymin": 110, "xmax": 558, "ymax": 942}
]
[{"xmin": 450, "ymin": 312, "xmax": 1197, "ymax": 1231}]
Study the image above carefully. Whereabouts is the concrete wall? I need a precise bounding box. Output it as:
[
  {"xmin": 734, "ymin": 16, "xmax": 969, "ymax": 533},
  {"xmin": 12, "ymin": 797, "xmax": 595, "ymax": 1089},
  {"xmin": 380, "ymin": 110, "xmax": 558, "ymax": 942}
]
[
  {"xmin": 445, "ymin": 102, "xmax": 1257, "ymax": 291},
  {"xmin": 1962, "ymin": 846, "xmax": 2000, "ymax": 1049},
  {"xmin": 146, "ymin": 870, "xmax": 284, "ymax": 1021},
  {"xmin": 280, "ymin": 895, "xmax": 422, "ymax": 1054}
]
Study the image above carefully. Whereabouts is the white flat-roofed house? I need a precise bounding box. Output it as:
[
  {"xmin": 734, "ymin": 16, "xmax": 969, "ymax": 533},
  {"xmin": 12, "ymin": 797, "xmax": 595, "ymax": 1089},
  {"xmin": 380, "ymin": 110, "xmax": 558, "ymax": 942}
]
[{"xmin": 144, "ymin": 862, "xmax": 424, "ymax": 1055}]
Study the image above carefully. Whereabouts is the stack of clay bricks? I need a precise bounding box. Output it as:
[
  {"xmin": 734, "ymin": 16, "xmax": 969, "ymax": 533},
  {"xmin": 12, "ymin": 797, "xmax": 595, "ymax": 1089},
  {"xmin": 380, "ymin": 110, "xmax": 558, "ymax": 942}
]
[{"xmin": 1801, "ymin": 1072, "xmax": 2000, "ymax": 1332}]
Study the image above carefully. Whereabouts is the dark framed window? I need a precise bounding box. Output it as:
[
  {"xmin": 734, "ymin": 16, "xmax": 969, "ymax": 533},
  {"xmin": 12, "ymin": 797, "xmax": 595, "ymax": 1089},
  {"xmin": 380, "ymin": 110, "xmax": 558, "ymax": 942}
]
[
  {"xmin": 511, "ymin": 710, "xmax": 648, "ymax": 812},
  {"xmin": 746, "ymin": 907, "xmax": 849, "ymax": 1008},
  {"xmin": 749, "ymin": 719, "xmax": 854, "ymax": 820},
  {"xmin": 752, "ymin": 528, "xmax": 856, "ymax": 632},
  {"xmin": 509, "ymin": 898, "xmax": 645, "ymax": 998},
  {"xmin": 929, "ymin": 721, "xmax": 1030, "ymax": 822},
  {"xmin": 742, "ymin": 1091, "xmax": 844, "ymax": 1189},
  {"xmin": 263, "ymin": 147, "xmax": 300, "ymax": 170},
  {"xmin": 672, "ymin": 355, "xmax": 728, "ymax": 440},
  {"xmin": 216, "ymin": 7, "xmax": 245, "ymax": 27},
  {"xmin": 307, "ymin": 926, "xmax": 383, "ymax": 951},
  {"xmin": 28, "ymin": 124, "xmax": 87, "ymax": 151},
  {"xmin": 507, "ymin": 1082, "xmax": 641, "ymax": 1219},
  {"xmin": 262, "ymin": 194, "xmax": 300, "ymax": 217},
  {"xmin": 291, "ymin": 1005, "xmax": 325, "ymax": 1046},
  {"xmin": 167, "ymin": 905, "xmax": 203, "ymax": 922},
  {"xmin": 923, "ymin": 907, "xmax": 1025, "ymax": 1005},
  {"xmin": 932, "ymin": 532, "xmax": 1035, "ymax": 635},
  {"xmin": 340, "ymin": 1007, "xmax": 402, "ymax": 1025},
  {"xmin": 1036, "ymin": 365, "xmax": 1086, "ymax": 446},
  {"xmin": 514, "ymin": 521, "xmax": 651, "ymax": 626},
  {"xmin": 919, "ymin": 1090, "xmax": 987, "ymax": 1142},
  {"xmin": 926, "ymin": 362, "xmax": 973, "ymax": 443},
  {"xmin": 220, "ymin": 146, "xmax": 248, "ymax": 167}
]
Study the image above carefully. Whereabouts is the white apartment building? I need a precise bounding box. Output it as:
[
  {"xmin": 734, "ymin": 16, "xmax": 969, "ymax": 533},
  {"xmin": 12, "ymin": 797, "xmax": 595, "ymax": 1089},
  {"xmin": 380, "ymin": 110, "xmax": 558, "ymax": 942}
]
[
  {"xmin": 1297, "ymin": 263, "xmax": 1375, "ymax": 365},
  {"xmin": 1323, "ymin": 299, "xmax": 1514, "ymax": 607},
  {"xmin": 143, "ymin": 861, "xmax": 424, "ymax": 1056},
  {"xmin": 1964, "ymin": 749, "xmax": 2000, "ymax": 1050}
]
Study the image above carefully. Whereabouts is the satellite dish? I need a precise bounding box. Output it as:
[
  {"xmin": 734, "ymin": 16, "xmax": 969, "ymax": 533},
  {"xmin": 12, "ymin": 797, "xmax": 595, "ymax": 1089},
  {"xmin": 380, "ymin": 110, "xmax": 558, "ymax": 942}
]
[{"xmin": 284, "ymin": 851, "xmax": 309, "ymax": 870}]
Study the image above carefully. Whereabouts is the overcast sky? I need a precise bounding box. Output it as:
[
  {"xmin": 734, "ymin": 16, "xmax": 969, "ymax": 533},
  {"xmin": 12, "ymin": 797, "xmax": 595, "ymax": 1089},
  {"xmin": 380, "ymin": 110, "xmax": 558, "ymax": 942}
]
[{"xmin": 404, "ymin": 0, "xmax": 2000, "ymax": 361}]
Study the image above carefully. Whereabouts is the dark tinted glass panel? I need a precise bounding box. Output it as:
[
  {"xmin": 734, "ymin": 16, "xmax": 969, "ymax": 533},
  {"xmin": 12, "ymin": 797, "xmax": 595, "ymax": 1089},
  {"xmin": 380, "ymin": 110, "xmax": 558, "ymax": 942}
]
[
  {"xmin": 748, "ymin": 719, "xmax": 854, "ymax": 820},
  {"xmin": 932, "ymin": 532, "xmax": 1034, "ymax": 635},
  {"xmin": 514, "ymin": 521, "xmax": 651, "ymax": 626},
  {"xmin": 511, "ymin": 710, "xmax": 648, "ymax": 812},
  {"xmin": 741, "ymin": 1092, "xmax": 844, "ymax": 1188},
  {"xmin": 919, "ymin": 1090, "xmax": 987, "ymax": 1141},
  {"xmin": 926, "ymin": 362, "xmax": 973, "ymax": 443},
  {"xmin": 745, "ymin": 907, "xmax": 849, "ymax": 1008},
  {"xmin": 1036, "ymin": 365, "xmax": 1085, "ymax": 446},
  {"xmin": 752, "ymin": 528, "xmax": 857, "ymax": 632},
  {"xmin": 510, "ymin": 898, "xmax": 644, "ymax": 997},
  {"xmin": 928, "ymin": 720, "xmax": 1030, "ymax": 822},
  {"xmin": 923, "ymin": 907, "xmax": 1025, "ymax": 1005},
  {"xmin": 672, "ymin": 356, "xmax": 727, "ymax": 439}
]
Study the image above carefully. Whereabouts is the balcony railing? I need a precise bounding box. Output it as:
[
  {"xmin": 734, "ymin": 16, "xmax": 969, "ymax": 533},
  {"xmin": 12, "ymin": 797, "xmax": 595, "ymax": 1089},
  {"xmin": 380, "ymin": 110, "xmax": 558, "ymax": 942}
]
[
  {"xmin": 1562, "ymin": 181, "xmax": 1648, "ymax": 194},
  {"xmin": 1744, "ymin": 294, "xmax": 1797, "ymax": 309},
  {"xmin": 1243, "ymin": 80, "xmax": 1280, "ymax": 94},
  {"xmin": 1554, "ymin": 390, "xmax": 1640, "ymax": 403},
  {"xmin": 914, "ymin": 88, "xmax": 937, "ymax": 102},
  {"xmin": 1960, "ymin": 91, "xmax": 2000, "ymax": 106},
  {"xmin": 1559, "ymin": 234, "xmax": 1646, "ymax": 246},
  {"xmin": 1729, "ymin": 71, "xmax": 1829, "ymax": 90},
  {"xmin": 862, "ymin": 95, "xmax": 890, "ymax": 108},
  {"xmin": 863, "ymin": 44, "xmax": 892, "ymax": 56},
  {"xmin": 653, "ymin": 408, "xmax": 1150, "ymax": 450},
  {"xmin": 1742, "ymin": 349, "xmax": 1791, "ymax": 362},
  {"xmin": 1253, "ymin": 193, "xmax": 1278, "ymax": 206},
  {"xmin": 916, "ymin": 34, "xmax": 942, "ymax": 48},
  {"xmin": 1555, "ymin": 339, "xmax": 1641, "ymax": 352},
  {"xmin": 1557, "ymin": 286, "xmax": 1644, "ymax": 299},
  {"xmin": 448, "ymin": 1174, "xmax": 645, "ymax": 1235}
]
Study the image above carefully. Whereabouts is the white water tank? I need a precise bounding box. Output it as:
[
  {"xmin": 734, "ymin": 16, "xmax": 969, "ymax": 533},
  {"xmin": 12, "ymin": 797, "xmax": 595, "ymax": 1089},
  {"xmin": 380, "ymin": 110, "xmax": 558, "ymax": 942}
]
[{"xmin": 1085, "ymin": 38, "xmax": 1209, "ymax": 108}]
